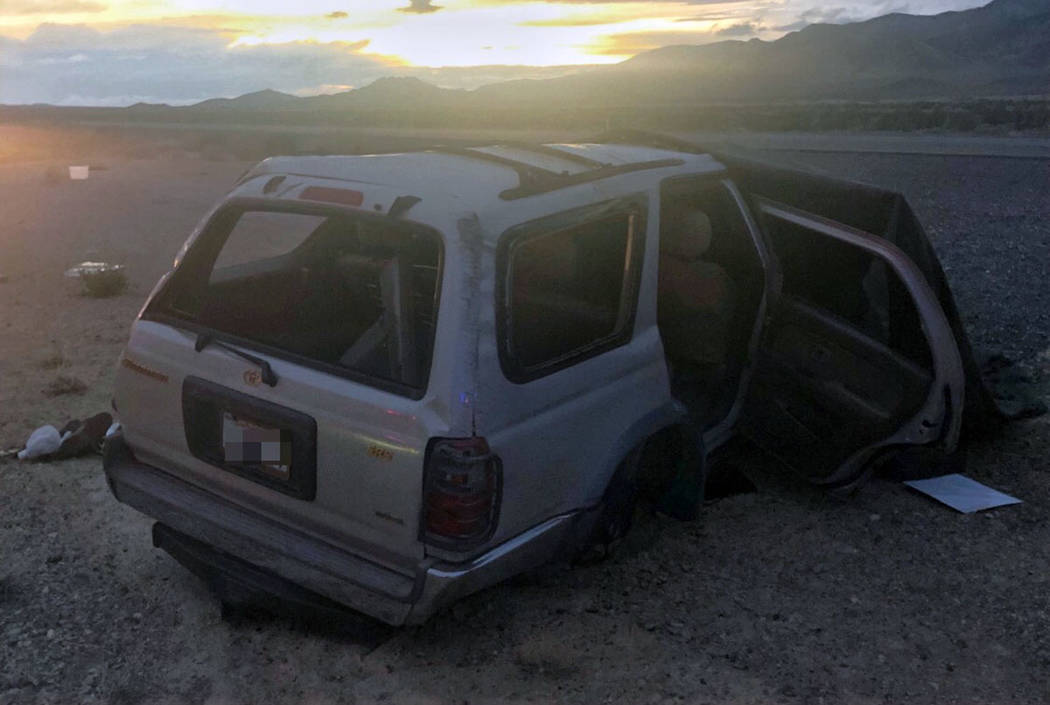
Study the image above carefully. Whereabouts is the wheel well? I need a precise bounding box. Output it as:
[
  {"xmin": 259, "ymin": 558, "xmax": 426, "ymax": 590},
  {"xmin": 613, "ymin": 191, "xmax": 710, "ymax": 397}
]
[
  {"xmin": 571, "ymin": 423, "xmax": 706, "ymax": 561},
  {"xmin": 634, "ymin": 424, "xmax": 705, "ymax": 505}
]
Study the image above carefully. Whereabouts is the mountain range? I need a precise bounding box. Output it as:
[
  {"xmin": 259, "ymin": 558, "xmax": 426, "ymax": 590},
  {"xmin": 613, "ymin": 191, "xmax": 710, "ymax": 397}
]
[
  {"xmin": 6, "ymin": 0, "xmax": 1044, "ymax": 127},
  {"xmin": 171, "ymin": 0, "xmax": 1047, "ymax": 117},
  {"xmin": 502, "ymin": 0, "xmax": 1048, "ymax": 104}
]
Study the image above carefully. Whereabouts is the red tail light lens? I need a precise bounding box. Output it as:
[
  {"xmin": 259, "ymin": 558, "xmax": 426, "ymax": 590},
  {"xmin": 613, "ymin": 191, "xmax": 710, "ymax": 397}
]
[{"xmin": 423, "ymin": 437, "xmax": 501, "ymax": 549}]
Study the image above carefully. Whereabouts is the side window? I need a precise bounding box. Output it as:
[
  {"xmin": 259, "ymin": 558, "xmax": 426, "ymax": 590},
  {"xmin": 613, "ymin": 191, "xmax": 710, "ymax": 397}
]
[
  {"xmin": 763, "ymin": 214, "xmax": 932, "ymax": 368},
  {"xmin": 501, "ymin": 203, "xmax": 645, "ymax": 381}
]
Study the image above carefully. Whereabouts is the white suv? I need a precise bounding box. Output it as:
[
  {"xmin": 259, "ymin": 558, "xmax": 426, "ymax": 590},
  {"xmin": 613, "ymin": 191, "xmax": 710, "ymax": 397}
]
[{"xmin": 103, "ymin": 137, "xmax": 967, "ymax": 625}]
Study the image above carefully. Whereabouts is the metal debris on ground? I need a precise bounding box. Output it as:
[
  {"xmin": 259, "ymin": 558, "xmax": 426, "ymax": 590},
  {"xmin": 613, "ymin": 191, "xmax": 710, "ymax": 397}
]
[{"xmin": 903, "ymin": 473, "xmax": 1022, "ymax": 514}]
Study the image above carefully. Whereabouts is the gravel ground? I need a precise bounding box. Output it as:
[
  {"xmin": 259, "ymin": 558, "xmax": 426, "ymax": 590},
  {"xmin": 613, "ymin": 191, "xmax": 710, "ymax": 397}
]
[
  {"xmin": 760, "ymin": 150, "xmax": 1050, "ymax": 367},
  {"xmin": 1, "ymin": 139, "xmax": 1048, "ymax": 705}
]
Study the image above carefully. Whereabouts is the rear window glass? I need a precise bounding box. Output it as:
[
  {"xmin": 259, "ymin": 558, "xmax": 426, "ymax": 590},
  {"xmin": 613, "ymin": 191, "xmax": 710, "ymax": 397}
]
[
  {"xmin": 502, "ymin": 208, "xmax": 642, "ymax": 378},
  {"xmin": 151, "ymin": 205, "xmax": 442, "ymax": 395},
  {"xmin": 212, "ymin": 212, "xmax": 325, "ymax": 275}
]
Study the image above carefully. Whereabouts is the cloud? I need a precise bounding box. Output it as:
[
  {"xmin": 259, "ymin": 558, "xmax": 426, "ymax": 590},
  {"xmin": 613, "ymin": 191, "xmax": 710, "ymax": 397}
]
[
  {"xmin": 521, "ymin": 15, "xmax": 630, "ymax": 27},
  {"xmin": 715, "ymin": 21, "xmax": 760, "ymax": 36},
  {"xmin": 0, "ymin": 20, "xmax": 589, "ymax": 105},
  {"xmin": 2, "ymin": 0, "xmax": 106, "ymax": 13},
  {"xmin": 519, "ymin": 0, "xmax": 756, "ymax": 28},
  {"xmin": 0, "ymin": 23, "xmax": 398, "ymax": 106},
  {"xmin": 290, "ymin": 82, "xmax": 354, "ymax": 96},
  {"xmin": 0, "ymin": 0, "xmax": 987, "ymax": 105},
  {"xmin": 482, "ymin": 0, "xmax": 756, "ymax": 5},
  {"xmin": 592, "ymin": 28, "xmax": 732, "ymax": 56},
  {"xmin": 519, "ymin": 0, "xmax": 752, "ymax": 3},
  {"xmin": 675, "ymin": 14, "xmax": 740, "ymax": 23},
  {"xmin": 398, "ymin": 0, "xmax": 442, "ymax": 13},
  {"xmin": 774, "ymin": 3, "xmax": 915, "ymax": 31}
]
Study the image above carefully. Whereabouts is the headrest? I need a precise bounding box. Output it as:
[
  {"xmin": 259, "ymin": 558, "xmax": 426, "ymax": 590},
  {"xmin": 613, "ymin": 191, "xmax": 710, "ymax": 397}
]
[{"xmin": 663, "ymin": 210, "xmax": 712, "ymax": 260}]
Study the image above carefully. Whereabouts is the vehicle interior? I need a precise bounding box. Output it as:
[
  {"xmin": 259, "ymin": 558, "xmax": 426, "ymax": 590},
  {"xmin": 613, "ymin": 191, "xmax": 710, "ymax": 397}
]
[
  {"xmin": 152, "ymin": 207, "xmax": 442, "ymax": 391},
  {"xmin": 743, "ymin": 207, "xmax": 936, "ymax": 480},
  {"xmin": 506, "ymin": 211, "xmax": 636, "ymax": 371},
  {"xmin": 656, "ymin": 178, "xmax": 765, "ymax": 430}
]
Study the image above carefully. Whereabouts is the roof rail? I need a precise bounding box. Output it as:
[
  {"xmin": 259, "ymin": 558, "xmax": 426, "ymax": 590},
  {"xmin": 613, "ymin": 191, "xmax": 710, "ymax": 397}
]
[
  {"xmin": 430, "ymin": 146, "xmax": 684, "ymax": 200},
  {"xmin": 429, "ymin": 146, "xmax": 559, "ymax": 195},
  {"xmin": 499, "ymin": 159, "xmax": 685, "ymax": 200},
  {"xmin": 584, "ymin": 129, "xmax": 711, "ymax": 156},
  {"xmin": 493, "ymin": 142, "xmax": 610, "ymax": 169}
]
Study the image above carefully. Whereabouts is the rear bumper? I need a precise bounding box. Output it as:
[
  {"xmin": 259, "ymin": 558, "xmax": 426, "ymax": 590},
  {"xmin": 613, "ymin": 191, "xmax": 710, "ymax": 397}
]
[{"xmin": 103, "ymin": 434, "xmax": 586, "ymax": 626}]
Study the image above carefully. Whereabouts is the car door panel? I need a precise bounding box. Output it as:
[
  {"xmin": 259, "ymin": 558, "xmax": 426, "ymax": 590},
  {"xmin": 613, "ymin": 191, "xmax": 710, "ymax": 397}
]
[
  {"xmin": 741, "ymin": 198, "xmax": 965, "ymax": 488},
  {"xmin": 747, "ymin": 297, "xmax": 934, "ymax": 481}
]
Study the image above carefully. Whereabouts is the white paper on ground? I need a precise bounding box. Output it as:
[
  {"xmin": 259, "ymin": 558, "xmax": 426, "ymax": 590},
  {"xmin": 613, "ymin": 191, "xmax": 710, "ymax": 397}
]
[{"xmin": 903, "ymin": 473, "xmax": 1022, "ymax": 514}]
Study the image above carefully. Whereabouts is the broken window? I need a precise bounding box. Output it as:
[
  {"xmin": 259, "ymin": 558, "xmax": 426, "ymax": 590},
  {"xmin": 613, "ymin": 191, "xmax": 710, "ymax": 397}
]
[
  {"xmin": 499, "ymin": 199, "xmax": 646, "ymax": 381},
  {"xmin": 149, "ymin": 204, "xmax": 442, "ymax": 396}
]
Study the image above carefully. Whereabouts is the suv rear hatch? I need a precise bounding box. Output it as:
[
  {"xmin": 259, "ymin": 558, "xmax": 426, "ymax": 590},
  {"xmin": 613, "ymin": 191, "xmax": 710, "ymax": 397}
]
[{"xmin": 114, "ymin": 190, "xmax": 445, "ymax": 570}]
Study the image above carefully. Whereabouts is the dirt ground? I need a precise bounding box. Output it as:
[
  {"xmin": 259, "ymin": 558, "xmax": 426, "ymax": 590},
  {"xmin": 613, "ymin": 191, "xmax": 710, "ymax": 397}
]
[{"xmin": 1, "ymin": 128, "xmax": 1049, "ymax": 705}]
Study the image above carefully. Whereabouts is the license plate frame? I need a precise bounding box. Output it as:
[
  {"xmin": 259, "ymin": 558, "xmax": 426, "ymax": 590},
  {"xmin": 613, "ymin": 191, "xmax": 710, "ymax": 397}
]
[
  {"xmin": 183, "ymin": 376, "xmax": 317, "ymax": 500},
  {"xmin": 221, "ymin": 412, "xmax": 291, "ymax": 480}
]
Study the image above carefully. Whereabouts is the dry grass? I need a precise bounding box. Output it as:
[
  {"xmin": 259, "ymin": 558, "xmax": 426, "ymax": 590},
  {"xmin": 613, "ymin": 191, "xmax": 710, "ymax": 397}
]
[
  {"xmin": 513, "ymin": 631, "xmax": 580, "ymax": 677},
  {"xmin": 38, "ymin": 354, "xmax": 65, "ymax": 371},
  {"xmin": 43, "ymin": 375, "xmax": 88, "ymax": 397}
]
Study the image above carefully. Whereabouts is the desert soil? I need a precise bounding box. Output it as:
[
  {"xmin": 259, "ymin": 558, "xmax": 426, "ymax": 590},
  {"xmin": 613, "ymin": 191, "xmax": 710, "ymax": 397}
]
[{"xmin": 1, "ymin": 129, "xmax": 1048, "ymax": 705}]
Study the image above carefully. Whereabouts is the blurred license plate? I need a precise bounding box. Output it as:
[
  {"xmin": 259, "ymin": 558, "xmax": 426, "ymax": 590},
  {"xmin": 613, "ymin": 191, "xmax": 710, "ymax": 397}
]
[{"xmin": 221, "ymin": 412, "xmax": 291, "ymax": 480}]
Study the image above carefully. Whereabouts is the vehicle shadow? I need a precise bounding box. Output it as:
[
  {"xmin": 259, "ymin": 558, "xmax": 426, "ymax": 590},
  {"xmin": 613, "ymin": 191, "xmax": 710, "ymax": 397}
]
[{"xmin": 218, "ymin": 592, "xmax": 395, "ymax": 651}]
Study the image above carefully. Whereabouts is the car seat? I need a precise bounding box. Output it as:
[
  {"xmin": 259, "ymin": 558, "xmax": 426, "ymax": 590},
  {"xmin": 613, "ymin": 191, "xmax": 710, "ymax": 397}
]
[{"xmin": 658, "ymin": 210, "xmax": 736, "ymax": 368}]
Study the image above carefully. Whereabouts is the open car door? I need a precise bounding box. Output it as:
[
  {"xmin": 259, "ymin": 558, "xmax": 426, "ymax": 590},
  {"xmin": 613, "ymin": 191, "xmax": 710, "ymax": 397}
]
[{"xmin": 741, "ymin": 198, "xmax": 965, "ymax": 490}]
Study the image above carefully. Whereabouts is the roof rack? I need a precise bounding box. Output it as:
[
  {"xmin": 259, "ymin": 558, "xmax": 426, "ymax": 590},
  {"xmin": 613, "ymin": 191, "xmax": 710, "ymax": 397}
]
[
  {"xmin": 493, "ymin": 142, "xmax": 611, "ymax": 169},
  {"xmin": 584, "ymin": 129, "xmax": 711, "ymax": 156},
  {"xmin": 430, "ymin": 146, "xmax": 559, "ymax": 196},
  {"xmin": 429, "ymin": 145, "xmax": 685, "ymax": 201},
  {"xmin": 500, "ymin": 158, "xmax": 685, "ymax": 200}
]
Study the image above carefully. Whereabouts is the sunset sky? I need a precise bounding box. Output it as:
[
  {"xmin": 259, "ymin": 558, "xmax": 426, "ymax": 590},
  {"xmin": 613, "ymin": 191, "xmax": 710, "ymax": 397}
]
[{"xmin": 0, "ymin": 0, "xmax": 987, "ymax": 106}]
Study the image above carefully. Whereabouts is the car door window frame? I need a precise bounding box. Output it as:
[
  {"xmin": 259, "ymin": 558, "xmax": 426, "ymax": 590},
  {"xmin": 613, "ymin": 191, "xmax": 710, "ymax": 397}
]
[
  {"xmin": 753, "ymin": 197, "xmax": 966, "ymax": 476},
  {"xmin": 495, "ymin": 195, "xmax": 648, "ymax": 384},
  {"xmin": 144, "ymin": 197, "xmax": 446, "ymax": 400}
]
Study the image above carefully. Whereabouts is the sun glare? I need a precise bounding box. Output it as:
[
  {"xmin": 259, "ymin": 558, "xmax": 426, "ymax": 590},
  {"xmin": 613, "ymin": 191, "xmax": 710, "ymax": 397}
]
[
  {"xmin": 0, "ymin": 0, "xmax": 731, "ymax": 67},
  {"xmin": 0, "ymin": 0, "xmax": 780, "ymax": 82},
  {"xmin": 224, "ymin": 3, "xmax": 634, "ymax": 67}
]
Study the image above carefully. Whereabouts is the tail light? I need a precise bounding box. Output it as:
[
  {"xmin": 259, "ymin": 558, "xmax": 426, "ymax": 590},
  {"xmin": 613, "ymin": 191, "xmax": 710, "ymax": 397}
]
[{"xmin": 422, "ymin": 437, "xmax": 501, "ymax": 549}]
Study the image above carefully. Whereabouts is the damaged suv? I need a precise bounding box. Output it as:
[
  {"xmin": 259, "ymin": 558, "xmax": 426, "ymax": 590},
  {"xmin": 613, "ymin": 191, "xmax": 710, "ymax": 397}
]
[{"xmin": 103, "ymin": 134, "xmax": 984, "ymax": 626}]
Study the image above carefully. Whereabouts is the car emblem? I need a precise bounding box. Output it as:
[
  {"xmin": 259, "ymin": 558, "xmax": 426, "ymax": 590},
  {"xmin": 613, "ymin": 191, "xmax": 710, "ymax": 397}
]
[{"xmin": 243, "ymin": 369, "xmax": 262, "ymax": 386}]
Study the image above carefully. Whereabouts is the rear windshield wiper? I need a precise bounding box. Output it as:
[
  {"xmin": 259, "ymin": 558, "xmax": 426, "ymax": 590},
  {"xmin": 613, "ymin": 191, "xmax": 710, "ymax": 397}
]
[{"xmin": 194, "ymin": 333, "xmax": 278, "ymax": 387}]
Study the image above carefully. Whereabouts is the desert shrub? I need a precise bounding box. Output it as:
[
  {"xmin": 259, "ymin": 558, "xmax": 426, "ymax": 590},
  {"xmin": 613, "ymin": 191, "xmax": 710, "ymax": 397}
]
[
  {"xmin": 38, "ymin": 354, "xmax": 64, "ymax": 370},
  {"xmin": 44, "ymin": 375, "xmax": 87, "ymax": 397},
  {"xmin": 944, "ymin": 110, "xmax": 980, "ymax": 132},
  {"xmin": 514, "ymin": 632, "xmax": 579, "ymax": 677},
  {"xmin": 81, "ymin": 270, "xmax": 128, "ymax": 298}
]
